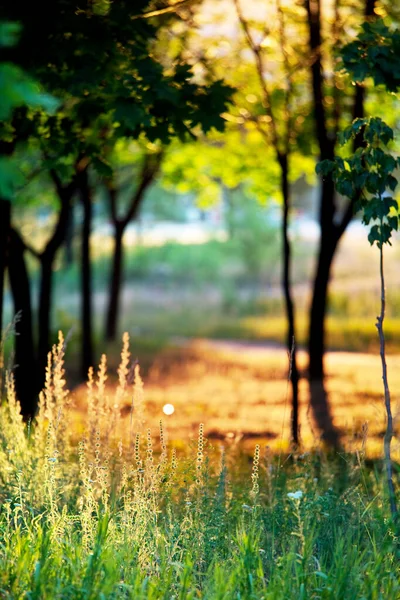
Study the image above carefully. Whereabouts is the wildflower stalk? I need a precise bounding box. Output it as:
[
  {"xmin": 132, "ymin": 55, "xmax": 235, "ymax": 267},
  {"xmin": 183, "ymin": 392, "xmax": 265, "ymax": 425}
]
[{"xmin": 250, "ymin": 444, "xmax": 260, "ymax": 502}]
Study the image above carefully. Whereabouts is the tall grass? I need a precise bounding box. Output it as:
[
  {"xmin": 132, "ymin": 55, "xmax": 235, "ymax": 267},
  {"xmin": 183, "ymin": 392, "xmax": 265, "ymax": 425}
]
[{"xmin": 0, "ymin": 332, "xmax": 399, "ymax": 598}]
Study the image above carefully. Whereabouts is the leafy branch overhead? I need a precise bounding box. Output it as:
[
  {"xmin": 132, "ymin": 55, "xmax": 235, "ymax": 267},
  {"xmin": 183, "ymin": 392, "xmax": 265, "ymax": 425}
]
[
  {"xmin": 0, "ymin": 21, "xmax": 59, "ymax": 198},
  {"xmin": 340, "ymin": 19, "xmax": 400, "ymax": 93},
  {"xmin": 316, "ymin": 118, "xmax": 400, "ymax": 248},
  {"xmin": 1, "ymin": 1, "xmax": 234, "ymax": 182}
]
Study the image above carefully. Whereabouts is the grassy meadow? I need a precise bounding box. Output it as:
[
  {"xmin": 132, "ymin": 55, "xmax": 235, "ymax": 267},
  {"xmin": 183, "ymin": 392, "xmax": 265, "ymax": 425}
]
[
  {"xmin": 3, "ymin": 1, "xmax": 400, "ymax": 596},
  {"xmin": 2, "ymin": 219, "xmax": 400, "ymax": 598},
  {"xmin": 0, "ymin": 332, "xmax": 399, "ymax": 599}
]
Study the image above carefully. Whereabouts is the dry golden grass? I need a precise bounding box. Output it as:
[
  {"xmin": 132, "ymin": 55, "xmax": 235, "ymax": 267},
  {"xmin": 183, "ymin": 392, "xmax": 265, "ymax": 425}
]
[{"xmin": 73, "ymin": 338, "xmax": 400, "ymax": 458}]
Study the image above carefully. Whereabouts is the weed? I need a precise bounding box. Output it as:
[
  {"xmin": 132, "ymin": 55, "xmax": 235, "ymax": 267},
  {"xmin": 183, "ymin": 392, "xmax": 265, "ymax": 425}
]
[{"xmin": 0, "ymin": 333, "xmax": 398, "ymax": 598}]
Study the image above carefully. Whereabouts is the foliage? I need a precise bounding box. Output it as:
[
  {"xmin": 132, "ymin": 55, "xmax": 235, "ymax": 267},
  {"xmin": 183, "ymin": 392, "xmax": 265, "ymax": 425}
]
[
  {"xmin": 0, "ymin": 22, "xmax": 58, "ymax": 199},
  {"xmin": 0, "ymin": 1, "xmax": 233, "ymax": 183},
  {"xmin": 340, "ymin": 19, "xmax": 400, "ymax": 93},
  {"xmin": 0, "ymin": 333, "xmax": 399, "ymax": 598},
  {"xmin": 317, "ymin": 117, "xmax": 400, "ymax": 247},
  {"xmin": 317, "ymin": 113, "xmax": 399, "ymax": 516},
  {"xmin": 0, "ymin": 23, "xmax": 58, "ymax": 122}
]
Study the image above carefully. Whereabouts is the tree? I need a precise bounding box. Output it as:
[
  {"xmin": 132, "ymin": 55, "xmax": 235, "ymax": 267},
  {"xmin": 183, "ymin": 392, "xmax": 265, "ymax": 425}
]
[
  {"xmin": 1, "ymin": 1, "xmax": 233, "ymax": 416},
  {"xmin": 318, "ymin": 116, "xmax": 399, "ymax": 517},
  {"xmin": 304, "ymin": 0, "xmax": 377, "ymax": 446},
  {"xmin": 77, "ymin": 167, "xmax": 94, "ymax": 378},
  {"xmin": 341, "ymin": 18, "xmax": 400, "ymax": 93},
  {"xmin": 104, "ymin": 146, "xmax": 163, "ymax": 342},
  {"xmin": 0, "ymin": 21, "xmax": 57, "ymax": 350},
  {"xmin": 232, "ymin": 0, "xmax": 304, "ymax": 444},
  {"xmin": 157, "ymin": 0, "xmax": 320, "ymax": 443},
  {"xmin": 337, "ymin": 17, "xmax": 400, "ymax": 517},
  {"xmin": 168, "ymin": 0, "xmax": 377, "ymax": 443}
]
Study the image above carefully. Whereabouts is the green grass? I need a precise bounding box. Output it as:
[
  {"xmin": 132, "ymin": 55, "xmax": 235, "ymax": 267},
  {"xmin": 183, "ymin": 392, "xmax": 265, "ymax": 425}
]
[
  {"xmin": 0, "ymin": 334, "xmax": 399, "ymax": 599},
  {"xmin": 6, "ymin": 235, "xmax": 400, "ymax": 356},
  {"xmin": 51, "ymin": 239, "xmax": 400, "ymax": 354}
]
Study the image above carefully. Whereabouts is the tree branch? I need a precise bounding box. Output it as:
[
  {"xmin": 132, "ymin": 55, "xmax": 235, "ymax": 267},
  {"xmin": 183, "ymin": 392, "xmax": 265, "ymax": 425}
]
[
  {"xmin": 304, "ymin": 0, "xmax": 332, "ymax": 160},
  {"xmin": 21, "ymin": 239, "xmax": 41, "ymax": 260},
  {"xmin": 105, "ymin": 178, "xmax": 119, "ymax": 226},
  {"xmin": 276, "ymin": 0, "xmax": 292, "ymax": 154},
  {"xmin": 332, "ymin": 0, "xmax": 343, "ymax": 138},
  {"xmin": 233, "ymin": 0, "xmax": 280, "ymax": 151},
  {"xmin": 42, "ymin": 168, "xmax": 78, "ymax": 260},
  {"xmin": 130, "ymin": 0, "xmax": 198, "ymax": 20},
  {"xmin": 122, "ymin": 152, "xmax": 163, "ymax": 228}
]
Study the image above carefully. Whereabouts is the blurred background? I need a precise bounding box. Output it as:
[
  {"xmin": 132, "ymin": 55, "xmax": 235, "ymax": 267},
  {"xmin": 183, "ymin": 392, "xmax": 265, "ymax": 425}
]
[{"xmin": 1, "ymin": 0, "xmax": 400, "ymax": 453}]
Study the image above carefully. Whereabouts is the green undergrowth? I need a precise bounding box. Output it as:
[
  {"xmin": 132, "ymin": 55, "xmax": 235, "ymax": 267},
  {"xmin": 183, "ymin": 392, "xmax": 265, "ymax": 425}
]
[
  {"xmin": 0, "ymin": 332, "xmax": 399, "ymax": 599},
  {"xmin": 210, "ymin": 314, "xmax": 400, "ymax": 353}
]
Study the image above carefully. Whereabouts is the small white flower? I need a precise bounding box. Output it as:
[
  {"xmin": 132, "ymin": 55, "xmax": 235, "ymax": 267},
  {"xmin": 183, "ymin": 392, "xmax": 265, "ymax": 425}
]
[
  {"xmin": 287, "ymin": 490, "xmax": 303, "ymax": 500},
  {"xmin": 242, "ymin": 504, "xmax": 253, "ymax": 512}
]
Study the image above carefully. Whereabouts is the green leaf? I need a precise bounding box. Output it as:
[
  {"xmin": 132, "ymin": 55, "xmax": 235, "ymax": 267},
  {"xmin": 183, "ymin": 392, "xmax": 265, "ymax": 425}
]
[
  {"xmin": 367, "ymin": 225, "xmax": 380, "ymax": 246},
  {"xmin": 0, "ymin": 64, "xmax": 59, "ymax": 120},
  {"xmin": 0, "ymin": 156, "xmax": 24, "ymax": 200},
  {"xmin": 336, "ymin": 177, "xmax": 353, "ymax": 198},
  {"xmin": 386, "ymin": 174, "xmax": 398, "ymax": 191},
  {"xmin": 0, "ymin": 22, "xmax": 21, "ymax": 47},
  {"xmin": 388, "ymin": 215, "xmax": 399, "ymax": 231},
  {"xmin": 92, "ymin": 156, "xmax": 113, "ymax": 178},
  {"xmin": 316, "ymin": 160, "xmax": 335, "ymax": 177}
]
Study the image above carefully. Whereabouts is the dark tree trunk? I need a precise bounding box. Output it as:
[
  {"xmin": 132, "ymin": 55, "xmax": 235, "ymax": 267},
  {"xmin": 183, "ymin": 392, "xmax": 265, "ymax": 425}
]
[
  {"xmin": 308, "ymin": 214, "xmax": 340, "ymax": 444},
  {"xmin": 279, "ymin": 153, "xmax": 300, "ymax": 445},
  {"xmin": 305, "ymin": 0, "xmax": 341, "ymax": 446},
  {"xmin": 37, "ymin": 255, "xmax": 54, "ymax": 378},
  {"xmin": 0, "ymin": 141, "xmax": 15, "ymax": 345},
  {"xmin": 105, "ymin": 223, "xmax": 124, "ymax": 342},
  {"xmin": 37, "ymin": 186, "xmax": 73, "ymax": 382},
  {"xmin": 8, "ymin": 229, "xmax": 38, "ymax": 418},
  {"xmin": 305, "ymin": 0, "xmax": 375, "ymax": 446},
  {"xmin": 79, "ymin": 169, "xmax": 94, "ymax": 377},
  {"xmin": 0, "ymin": 198, "xmax": 11, "ymax": 343},
  {"xmin": 308, "ymin": 177, "xmax": 336, "ymax": 378},
  {"xmin": 104, "ymin": 153, "xmax": 162, "ymax": 342},
  {"xmin": 64, "ymin": 203, "xmax": 75, "ymax": 268}
]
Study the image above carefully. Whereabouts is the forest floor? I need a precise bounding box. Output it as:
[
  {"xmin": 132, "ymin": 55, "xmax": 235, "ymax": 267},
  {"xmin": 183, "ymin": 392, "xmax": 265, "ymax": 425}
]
[{"xmin": 73, "ymin": 337, "xmax": 400, "ymax": 458}]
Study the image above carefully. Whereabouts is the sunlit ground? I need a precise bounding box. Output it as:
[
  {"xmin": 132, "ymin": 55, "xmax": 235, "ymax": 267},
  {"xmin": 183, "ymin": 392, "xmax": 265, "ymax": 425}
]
[
  {"xmin": 6, "ymin": 217, "xmax": 400, "ymax": 460},
  {"xmin": 73, "ymin": 338, "xmax": 400, "ymax": 459}
]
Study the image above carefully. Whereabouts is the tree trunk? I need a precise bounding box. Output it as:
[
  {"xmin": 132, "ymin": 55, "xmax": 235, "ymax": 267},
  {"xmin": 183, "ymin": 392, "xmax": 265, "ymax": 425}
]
[
  {"xmin": 8, "ymin": 229, "xmax": 38, "ymax": 418},
  {"xmin": 308, "ymin": 214, "xmax": 340, "ymax": 446},
  {"xmin": 305, "ymin": 0, "xmax": 341, "ymax": 446},
  {"xmin": 104, "ymin": 155, "xmax": 161, "ymax": 342},
  {"xmin": 0, "ymin": 198, "xmax": 11, "ymax": 343},
  {"xmin": 64, "ymin": 203, "xmax": 75, "ymax": 268},
  {"xmin": 105, "ymin": 223, "xmax": 124, "ymax": 342},
  {"xmin": 37, "ymin": 255, "xmax": 55, "ymax": 379},
  {"xmin": 306, "ymin": 0, "xmax": 375, "ymax": 446},
  {"xmin": 80, "ymin": 169, "xmax": 94, "ymax": 378},
  {"xmin": 308, "ymin": 169, "xmax": 342, "ymax": 444},
  {"xmin": 279, "ymin": 154, "xmax": 300, "ymax": 445},
  {"xmin": 36, "ymin": 182, "xmax": 73, "ymax": 382}
]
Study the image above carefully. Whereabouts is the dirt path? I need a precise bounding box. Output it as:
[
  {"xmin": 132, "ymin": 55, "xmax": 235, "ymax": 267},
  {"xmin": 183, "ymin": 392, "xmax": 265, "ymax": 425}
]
[{"xmin": 73, "ymin": 337, "xmax": 400, "ymax": 457}]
